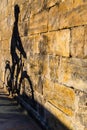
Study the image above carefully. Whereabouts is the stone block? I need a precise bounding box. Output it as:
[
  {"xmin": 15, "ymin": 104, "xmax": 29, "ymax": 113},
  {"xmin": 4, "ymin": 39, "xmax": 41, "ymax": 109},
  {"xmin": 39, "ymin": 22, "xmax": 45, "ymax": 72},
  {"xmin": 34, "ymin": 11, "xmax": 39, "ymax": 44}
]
[
  {"xmin": 34, "ymin": 35, "xmax": 40, "ymax": 54},
  {"xmin": 55, "ymin": 29, "xmax": 70, "ymax": 57},
  {"xmin": 38, "ymin": 54, "xmax": 49, "ymax": 78},
  {"xmin": 29, "ymin": 54, "xmax": 39, "ymax": 75},
  {"xmin": 73, "ymin": 0, "xmax": 84, "ymax": 6},
  {"xmin": 29, "ymin": 10, "xmax": 48, "ymax": 34},
  {"xmin": 49, "ymin": 55, "xmax": 60, "ymax": 82},
  {"xmin": 78, "ymin": 92, "xmax": 87, "ymax": 114},
  {"xmin": 22, "ymin": 36, "xmax": 35, "ymax": 59},
  {"xmin": 71, "ymin": 26, "xmax": 84, "ymax": 58},
  {"xmin": 48, "ymin": 5, "xmax": 59, "ymax": 31},
  {"xmin": 51, "ymin": 83, "xmax": 75, "ymax": 116},
  {"xmin": 47, "ymin": 29, "xmax": 70, "ymax": 56},
  {"xmin": 59, "ymin": 3, "xmax": 87, "ymax": 28},
  {"xmin": 43, "ymin": 78, "xmax": 54, "ymax": 101},
  {"xmin": 20, "ymin": 1, "xmax": 31, "ymax": 21},
  {"xmin": 59, "ymin": 58, "xmax": 87, "ymax": 90},
  {"xmin": 31, "ymin": 0, "xmax": 44, "ymax": 15},
  {"xmin": 19, "ymin": 20, "xmax": 29, "ymax": 36},
  {"xmin": 2, "ymin": 40, "xmax": 10, "ymax": 51},
  {"xmin": 46, "ymin": 32, "xmax": 55, "ymax": 54}
]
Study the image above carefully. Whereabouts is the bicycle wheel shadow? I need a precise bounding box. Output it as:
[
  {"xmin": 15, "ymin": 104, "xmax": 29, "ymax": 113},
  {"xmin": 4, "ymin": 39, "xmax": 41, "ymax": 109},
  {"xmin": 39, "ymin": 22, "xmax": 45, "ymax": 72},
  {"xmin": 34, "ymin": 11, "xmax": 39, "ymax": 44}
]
[{"xmin": 19, "ymin": 70, "xmax": 34, "ymax": 106}]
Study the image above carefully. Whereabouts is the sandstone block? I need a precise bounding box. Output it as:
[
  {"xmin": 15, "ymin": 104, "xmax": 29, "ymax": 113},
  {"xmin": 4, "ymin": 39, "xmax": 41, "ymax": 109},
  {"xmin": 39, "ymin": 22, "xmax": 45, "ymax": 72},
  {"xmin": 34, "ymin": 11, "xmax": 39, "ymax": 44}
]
[
  {"xmin": 29, "ymin": 54, "xmax": 39, "ymax": 75},
  {"xmin": 38, "ymin": 54, "xmax": 49, "ymax": 77},
  {"xmin": 19, "ymin": 20, "xmax": 29, "ymax": 36},
  {"xmin": 47, "ymin": 29, "xmax": 70, "ymax": 56},
  {"xmin": 22, "ymin": 36, "xmax": 35, "ymax": 59},
  {"xmin": 71, "ymin": 26, "xmax": 84, "ymax": 58},
  {"xmin": 31, "ymin": 0, "xmax": 44, "ymax": 15},
  {"xmin": 59, "ymin": 3, "xmax": 87, "ymax": 28},
  {"xmin": 49, "ymin": 55, "xmax": 60, "ymax": 82},
  {"xmin": 2, "ymin": 40, "xmax": 10, "ymax": 51},
  {"xmin": 29, "ymin": 10, "xmax": 48, "ymax": 34},
  {"xmin": 48, "ymin": 5, "xmax": 59, "ymax": 31},
  {"xmin": 34, "ymin": 35, "xmax": 40, "ymax": 54},
  {"xmin": 43, "ymin": 78, "xmax": 54, "ymax": 101},
  {"xmin": 59, "ymin": 58, "xmax": 87, "ymax": 90},
  {"xmin": 20, "ymin": 2, "xmax": 31, "ymax": 21},
  {"xmin": 51, "ymin": 83, "xmax": 75, "ymax": 116},
  {"xmin": 55, "ymin": 29, "xmax": 70, "ymax": 57}
]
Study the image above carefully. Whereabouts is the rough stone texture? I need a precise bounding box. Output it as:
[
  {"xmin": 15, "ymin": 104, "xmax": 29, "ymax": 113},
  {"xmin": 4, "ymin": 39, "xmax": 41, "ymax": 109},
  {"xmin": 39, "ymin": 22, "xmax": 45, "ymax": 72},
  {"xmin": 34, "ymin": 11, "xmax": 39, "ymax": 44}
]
[
  {"xmin": 49, "ymin": 55, "xmax": 60, "ymax": 82},
  {"xmin": 29, "ymin": 10, "xmax": 48, "ymax": 34},
  {"xmin": 59, "ymin": 2, "xmax": 87, "ymax": 29},
  {"xmin": 46, "ymin": 0, "xmax": 60, "ymax": 8},
  {"xmin": 71, "ymin": 26, "xmax": 85, "ymax": 58},
  {"xmin": 47, "ymin": 29, "xmax": 70, "ymax": 56},
  {"xmin": 59, "ymin": 58, "xmax": 87, "ymax": 91},
  {"xmin": 51, "ymin": 83, "xmax": 75, "ymax": 116},
  {"xmin": 0, "ymin": 0, "xmax": 87, "ymax": 130},
  {"xmin": 30, "ymin": 0, "xmax": 45, "ymax": 15},
  {"xmin": 48, "ymin": 5, "xmax": 59, "ymax": 31}
]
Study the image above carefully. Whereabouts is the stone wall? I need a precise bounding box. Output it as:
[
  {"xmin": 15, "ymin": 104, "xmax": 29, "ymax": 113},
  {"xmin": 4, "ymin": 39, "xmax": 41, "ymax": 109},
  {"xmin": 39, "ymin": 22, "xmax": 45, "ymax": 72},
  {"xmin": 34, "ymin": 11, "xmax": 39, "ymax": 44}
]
[{"xmin": 0, "ymin": 0, "xmax": 87, "ymax": 130}]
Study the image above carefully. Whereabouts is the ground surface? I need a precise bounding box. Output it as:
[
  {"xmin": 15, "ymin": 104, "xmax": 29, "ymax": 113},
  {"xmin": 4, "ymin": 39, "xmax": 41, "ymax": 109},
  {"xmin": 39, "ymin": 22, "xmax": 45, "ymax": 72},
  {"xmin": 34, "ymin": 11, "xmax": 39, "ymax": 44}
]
[{"xmin": 0, "ymin": 87, "xmax": 43, "ymax": 130}]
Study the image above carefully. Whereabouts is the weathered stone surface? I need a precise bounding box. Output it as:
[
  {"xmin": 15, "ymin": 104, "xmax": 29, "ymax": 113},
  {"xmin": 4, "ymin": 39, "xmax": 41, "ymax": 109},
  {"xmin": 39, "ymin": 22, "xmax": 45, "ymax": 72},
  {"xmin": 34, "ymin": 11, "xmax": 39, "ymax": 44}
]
[
  {"xmin": 73, "ymin": 0, "xmax": 86, "ymax": 7},
  {"xmin": 48, "ymin": 5, "xmax": 59, "ymax": 31},
  {"xmin": 29, "ymin": 10, "xmax": 48, "ymax": 34},
  {"xmin": 34, "ymin": 35, "xmax": 40, "ymax": 54},
  {"xmin": 59, "ymin": 2, "xmax": 87, "ymax": 28},
  {"xmin": 1, "ymin": 18, "xmax": 12, "ymax": 40},
  {"xmin": 76, "ymin": 92, "xmax": 87, "ymax": 129},
  {"xmin": 84, "ymin": 26, "xmax": 87, "ymax": 57},
  {"xmin": 38, "ymin": 54, "xmax": 49, "ymax": 78},
  {"xmin": 29, "ymin": 54, "xmax": 39, "ymax": 75},
  {"xmin": 38, "ymin": 34, "xmax": 48, "ymax": 55},
  {"xmin": 47, "ymin": 29, "xmax": 70, "ymax": 56},
  {"xmin": 46, "ymin": 0, "xmax": 60, "ymax": 8},
  {"xmin": 55, "ymin": 29, "xmax": 70, "ymax": 57},
  {"xmin": 19, "ymin": 20, "xmax": 29, "ymax": 36},
  {"xmin": 0, "ymin": 31, "xmax": 2, "ymax": 41},
  {"xmin": 71, "ymin": 26, "xmax": 84, "ymax": 58},
  {"xmin": 43, "ymin": 78, "xmax": 54, "ymax": 101},
  {"xmin": 59, "ymin": 58, "xmax": 87, "ymax": 90},
  {"xmin": 31, "ymin": 0, "xmax": 44, "ymax": 15},
  {"xmin": 50, "ymin": 83, "xmax": 75, "ymax": 116},
  {"xmin": 49, "ymin": 55, "xmax": 60, "ymax": 82},
  {"xmin": 20, "ymin": 1, "xmax": 31, "ymax": 21},
  {"xmin": 2, "ymin": 39, "xmax": 10, "ymax": 51}
]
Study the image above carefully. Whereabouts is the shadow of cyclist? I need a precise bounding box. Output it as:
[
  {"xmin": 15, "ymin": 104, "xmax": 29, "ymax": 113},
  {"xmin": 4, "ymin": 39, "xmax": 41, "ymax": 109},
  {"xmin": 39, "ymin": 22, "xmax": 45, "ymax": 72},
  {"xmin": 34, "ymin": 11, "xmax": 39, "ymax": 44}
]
[{"xmin": 10, "ymin": 4, "xmax": 27, "ymax": 92}]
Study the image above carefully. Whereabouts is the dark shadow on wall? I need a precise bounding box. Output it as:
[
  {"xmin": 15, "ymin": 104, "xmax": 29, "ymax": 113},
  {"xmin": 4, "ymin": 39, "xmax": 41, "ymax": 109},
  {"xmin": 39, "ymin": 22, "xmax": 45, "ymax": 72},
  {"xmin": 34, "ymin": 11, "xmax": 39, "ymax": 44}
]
[
  {"xmin": 10, "ymin": 4, "xmax": 26, "ymax": 84},
  {"xmin": 4, "ymin": 4, "xmax": 71, "ymax": 130},
  {"xmin": 4, "ymin": 4, "xmax": 34, "ymax": 103}
]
